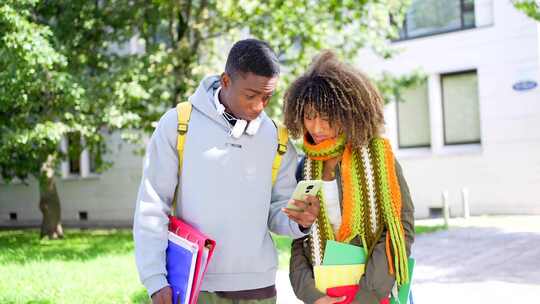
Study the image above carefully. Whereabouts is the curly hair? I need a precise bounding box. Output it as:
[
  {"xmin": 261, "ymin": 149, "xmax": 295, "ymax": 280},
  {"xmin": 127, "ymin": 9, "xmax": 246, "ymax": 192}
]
[{"xmin": 283, "ymin": 50, "xmax": 385, "ymax": 149}]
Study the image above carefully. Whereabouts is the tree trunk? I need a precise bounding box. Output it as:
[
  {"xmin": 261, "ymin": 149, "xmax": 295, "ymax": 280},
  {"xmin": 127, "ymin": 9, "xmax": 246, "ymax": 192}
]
[{"xmin": 38, "ymin": 155, "xmax": 64, "ymax": 239}]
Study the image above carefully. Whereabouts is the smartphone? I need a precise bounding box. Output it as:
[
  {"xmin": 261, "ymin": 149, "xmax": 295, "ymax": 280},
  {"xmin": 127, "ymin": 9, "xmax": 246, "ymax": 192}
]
[{"xmin": 286, "ymin": 180, "xmax": 323, "ymax": 211}]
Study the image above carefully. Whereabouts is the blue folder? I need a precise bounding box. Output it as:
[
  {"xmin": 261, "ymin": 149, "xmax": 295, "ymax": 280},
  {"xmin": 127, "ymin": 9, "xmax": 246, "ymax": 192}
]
[{"xmin": 166, "ymin": 232, "xmax": 198, "ymax": 304}]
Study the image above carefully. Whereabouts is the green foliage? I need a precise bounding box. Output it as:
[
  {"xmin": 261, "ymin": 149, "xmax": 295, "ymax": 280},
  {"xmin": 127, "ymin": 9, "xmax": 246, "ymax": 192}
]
[
  {"xmin": 1, "ymin": 1, "xmax": 77, "ymax": 181},
  {"xmin": 89, "ymin": 0, "xmax": 414, "ymax": 126},
  {"xmin": 0, "ymin": 1, "xmax": 123, "ymax": 182},
  {"xmin": 1, "ymin": 0, "xmax": 416, "ymax": 185},
  {"xmin": 514, "ymin": 0, "xmax": 540, "ymax": 20},
  {"xmin": 240, "ymin": 0, "xmax": 413, "ymax": 117},
  {"xmin": 376, "ymin": 69, "xmax": 427, "ymax": 104}
]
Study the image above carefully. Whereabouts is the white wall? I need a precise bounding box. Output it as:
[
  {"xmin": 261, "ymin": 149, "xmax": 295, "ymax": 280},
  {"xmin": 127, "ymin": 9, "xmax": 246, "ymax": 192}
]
[
  {"xmin": 358, "ymin": 0, "xmax": 540, "ymax": 218},
  {"xmin": 0, "ymin": 133, "xmax": 144, "ymax": 227}
]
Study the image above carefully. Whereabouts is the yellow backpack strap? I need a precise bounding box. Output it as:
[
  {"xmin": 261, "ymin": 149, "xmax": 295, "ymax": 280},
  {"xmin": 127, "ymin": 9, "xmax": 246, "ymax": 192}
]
[
  {"xmin": 176, "ymin": 102, "xmax": 192, "ymax": 174},
  {"xmin": 272, "ymin": 124, "xmax": 289, "ymax": 186},
  {"xmin": 171, "ymin": 102, "xmax": 192, "ymax": 214}
]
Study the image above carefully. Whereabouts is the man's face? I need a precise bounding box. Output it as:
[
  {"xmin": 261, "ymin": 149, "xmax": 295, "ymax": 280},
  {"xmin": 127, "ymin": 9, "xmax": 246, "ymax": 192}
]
[{"xmin": 220, "ymin": 72, "xmax": 278, "ymax": 121}]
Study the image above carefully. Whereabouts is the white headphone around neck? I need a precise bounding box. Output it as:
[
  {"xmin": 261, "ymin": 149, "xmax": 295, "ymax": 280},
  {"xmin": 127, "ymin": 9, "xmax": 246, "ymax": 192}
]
[{"xmin": 214, "ymin": 87, "xmax": 261, "ymax": 139}]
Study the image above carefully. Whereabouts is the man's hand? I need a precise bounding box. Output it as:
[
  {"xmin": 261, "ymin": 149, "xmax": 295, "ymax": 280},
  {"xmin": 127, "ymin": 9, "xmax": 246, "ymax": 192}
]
[
  {"xmin": 282, "ymin": 195, "xmax": 320, "ymax": 228},
  {"xmin": 151, "ymin": 286, "xmax": 172, "ymax": 304},
  {"xmin": 314, "ymin": 295, "xmax": 347, "ymax": 304}
]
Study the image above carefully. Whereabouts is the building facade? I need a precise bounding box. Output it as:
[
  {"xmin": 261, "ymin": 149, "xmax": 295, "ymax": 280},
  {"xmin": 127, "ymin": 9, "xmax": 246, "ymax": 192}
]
[{"xmin": 359, "ymin": 0, "xmax": 540, "ymax": 217}]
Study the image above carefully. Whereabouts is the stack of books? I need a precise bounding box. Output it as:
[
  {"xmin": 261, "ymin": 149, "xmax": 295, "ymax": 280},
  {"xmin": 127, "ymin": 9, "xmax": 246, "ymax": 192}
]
[
  {"xmin": 314, "ymin": 240, "xmax": 415, "ymax": 304},
  {"xmin": 314, "ymin": 240, "xmax": 366, "ymax": 304},
  {"xmin": 166, "ymin": 216, "xmax": 216, "ymax": 304}
]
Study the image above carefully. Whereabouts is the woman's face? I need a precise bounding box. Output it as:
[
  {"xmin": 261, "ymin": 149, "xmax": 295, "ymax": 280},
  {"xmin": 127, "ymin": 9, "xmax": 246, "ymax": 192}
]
[{"xmin": 303, "ymin": 108, "xmax": 340, "ymax": 144}]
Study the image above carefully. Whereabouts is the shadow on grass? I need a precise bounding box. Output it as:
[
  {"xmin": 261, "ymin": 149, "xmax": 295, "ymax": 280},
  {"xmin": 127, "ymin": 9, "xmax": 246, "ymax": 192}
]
[{"xmin": 0, "ymin": 229, "xmax": 134, "ymax": 264}]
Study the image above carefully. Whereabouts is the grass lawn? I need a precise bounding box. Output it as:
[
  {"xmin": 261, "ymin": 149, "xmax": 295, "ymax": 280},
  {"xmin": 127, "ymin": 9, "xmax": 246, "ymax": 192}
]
[
  {"xmin": 0, "ymin": 225, "xmax": 445, "ymax": 303},
  {"xmin": 0, "ymin": 229, "xmax": 148, "ymax": 304}
]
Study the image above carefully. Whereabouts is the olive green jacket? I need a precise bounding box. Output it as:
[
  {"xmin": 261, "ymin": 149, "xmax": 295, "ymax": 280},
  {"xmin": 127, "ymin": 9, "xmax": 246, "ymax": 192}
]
[{"xmin": 289, "ymin": 159, "xmax": 415, "ymax": 304}]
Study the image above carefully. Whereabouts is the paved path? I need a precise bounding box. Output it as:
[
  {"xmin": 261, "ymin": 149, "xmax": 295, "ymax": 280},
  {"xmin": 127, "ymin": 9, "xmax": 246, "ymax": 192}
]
[
  {"xmin": 412, "ymin": 216, "xmax": 540, "ymax": 304},
  {"xmin": 276, "ymin": 216, "xmax": 540, "ymax": 304}
]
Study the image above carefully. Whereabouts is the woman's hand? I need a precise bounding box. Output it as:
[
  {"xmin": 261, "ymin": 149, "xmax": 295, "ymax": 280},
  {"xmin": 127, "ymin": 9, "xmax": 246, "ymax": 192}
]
[
  {"xmin": 314, "ymin": 295, "xmax": 347, "ymax": 304},
  {"xmin": 282, "ymin": 195, "xmax": 320, "ymax": 228}
]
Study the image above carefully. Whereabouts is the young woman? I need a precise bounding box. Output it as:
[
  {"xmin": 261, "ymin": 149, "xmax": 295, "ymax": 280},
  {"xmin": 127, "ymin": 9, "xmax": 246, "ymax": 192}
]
[{"xmin": 283, "ymin": 51, "xmax": 415, "ymax": 304}]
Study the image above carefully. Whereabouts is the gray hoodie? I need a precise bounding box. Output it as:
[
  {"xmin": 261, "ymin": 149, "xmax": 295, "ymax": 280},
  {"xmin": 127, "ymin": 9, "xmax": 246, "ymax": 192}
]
[{"xmin": 133, "ymin": 75, "xmax": 306, "ymax": 296}]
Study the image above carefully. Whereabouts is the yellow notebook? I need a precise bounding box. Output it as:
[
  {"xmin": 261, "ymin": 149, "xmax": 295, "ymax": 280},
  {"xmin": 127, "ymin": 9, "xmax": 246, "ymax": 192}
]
[{"xmin": 314, "ymin": 264, "xmax": 365, "ymax": 292}]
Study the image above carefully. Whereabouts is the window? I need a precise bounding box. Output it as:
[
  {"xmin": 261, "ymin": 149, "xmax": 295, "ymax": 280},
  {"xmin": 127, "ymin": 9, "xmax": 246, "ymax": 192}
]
[
  {"xmin": 397, "ymin": 81, "xmax": 431, "ymax": 148},
  {"xmin": 89, "ymin": 145, "xmax": 103, "ymax": 174},
  {"xmin": 397, "ymin": 0, "xmax": 475, "ymax": 40},
  {"xmin": 441, "ymin": 70, "xmax": 481, "ymax": 145},
  {"xmin": 67, "ymin": 132, "xmax": 82, "ymax": 175},
  {"xmin": 79, "ymin": 211, "xmax": 88, "ymax": 221},
  {"xmin": 62, "ymin": 133, "xmax": 100, "ymax": 177}
]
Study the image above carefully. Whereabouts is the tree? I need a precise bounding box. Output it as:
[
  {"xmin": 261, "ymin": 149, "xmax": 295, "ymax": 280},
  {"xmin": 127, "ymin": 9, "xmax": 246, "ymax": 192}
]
[
  {"xmin": 1, "ymin": 0, "xmax": 414, "ymax": 239},
  {"xmin": 106, "ymin": 0, "xmax": 413, "ymax": 128},
  {"xmin": 0, "ymin": 0, "xmax": 136, "ymax": 238},
  {"xmin": 514, "ymin": 0, "xmax": 540, "ymax": 21},
  {"xmin": 1, "ymin": 0, "xmax": 77, "ymax": 239}
]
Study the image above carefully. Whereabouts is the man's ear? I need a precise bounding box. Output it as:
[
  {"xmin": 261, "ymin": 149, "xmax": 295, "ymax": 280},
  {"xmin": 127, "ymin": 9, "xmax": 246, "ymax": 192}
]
[{"xmin": 220, "ymin": 72, "xmax": 231, "ymax": 89}]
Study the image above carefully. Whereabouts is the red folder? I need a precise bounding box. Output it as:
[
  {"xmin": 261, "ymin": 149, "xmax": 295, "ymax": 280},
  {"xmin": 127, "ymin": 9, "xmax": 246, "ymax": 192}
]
[
  {"xmin": 169, "ymin": 215, "xmax": 216, "ymax": 304},
  {"xmin": 326, "ymin": 285, "xmax": 359, "ymax": 304}
]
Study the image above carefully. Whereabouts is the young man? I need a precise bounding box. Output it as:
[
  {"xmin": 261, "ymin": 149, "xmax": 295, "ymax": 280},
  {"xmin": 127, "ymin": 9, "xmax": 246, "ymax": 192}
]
[{"xmin": 133, "ymin": 39, "xmax": 320, "ymax": 304}]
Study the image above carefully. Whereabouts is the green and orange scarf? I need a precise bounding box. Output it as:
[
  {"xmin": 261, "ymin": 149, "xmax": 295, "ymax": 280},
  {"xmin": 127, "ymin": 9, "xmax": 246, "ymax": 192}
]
[{"xmin": 303, "ymin": 134, "xmax": 409, "ymax": 285}]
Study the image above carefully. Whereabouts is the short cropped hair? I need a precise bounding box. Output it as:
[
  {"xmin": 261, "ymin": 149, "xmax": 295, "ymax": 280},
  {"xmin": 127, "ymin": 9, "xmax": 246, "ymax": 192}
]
[{"xmin": 225, "ymin": 39, "xmax": 280, "ymax": 79}]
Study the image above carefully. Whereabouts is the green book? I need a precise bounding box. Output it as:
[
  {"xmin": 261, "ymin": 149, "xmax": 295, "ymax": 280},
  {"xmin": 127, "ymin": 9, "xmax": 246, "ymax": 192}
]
[
  {"xmin": 390, "ymin": 258, "xmax": 415, "ymax": 304},
  {"xmin": 322, "ymin": 240, "xmax": 367, "ymax": 265}
]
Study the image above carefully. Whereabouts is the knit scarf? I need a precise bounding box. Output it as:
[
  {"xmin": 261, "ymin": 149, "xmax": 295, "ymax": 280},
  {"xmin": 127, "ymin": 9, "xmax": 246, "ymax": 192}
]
[{"xmin": 303, "ymin": 135, "xmax": 409, "ymax": 285}]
